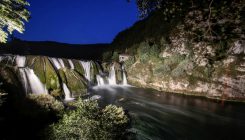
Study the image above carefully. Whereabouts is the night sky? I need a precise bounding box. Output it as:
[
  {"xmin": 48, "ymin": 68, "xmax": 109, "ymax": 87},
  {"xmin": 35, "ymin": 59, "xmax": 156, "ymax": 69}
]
[{"xmin": 14, "ymin": 0, "xmax": 138, "ymax": 44}]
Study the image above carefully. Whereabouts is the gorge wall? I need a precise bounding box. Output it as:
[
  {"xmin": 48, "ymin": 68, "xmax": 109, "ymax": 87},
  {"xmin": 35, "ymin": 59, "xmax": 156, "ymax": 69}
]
[{"xmin": 110, "ymin": 11, "xmax": 245, "ymax": 101}]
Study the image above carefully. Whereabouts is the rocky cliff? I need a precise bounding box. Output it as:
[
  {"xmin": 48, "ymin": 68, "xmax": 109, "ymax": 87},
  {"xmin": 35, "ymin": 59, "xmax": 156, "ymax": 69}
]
[{"xmin": 111, "ymin": 11, "xmax": 245, "ymax": 101}]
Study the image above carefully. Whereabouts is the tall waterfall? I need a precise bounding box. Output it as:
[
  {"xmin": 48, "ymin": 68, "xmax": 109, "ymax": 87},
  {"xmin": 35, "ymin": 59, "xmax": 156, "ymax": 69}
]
[
  {"xmin": 50, "ymin": 58, "xmax": 62, "ymax": 70},
  {"xmin": 122, "ymin": 65, "xmax": 128, "ymax": 85},
  {"xmin": 19, "ymin": 68, "xmax": 28, "ymax": 94},
  {"xmin": 96, "ymin": 75, "xmax": 105, "ymax": 86},
  {"xmin": 24, "ymin": 68, "xmax": 48, "ymax": 94},
  {"xmin": 16, "ymin": 55, "xmax": 26, "ymax": 67},
  {"xmin": 108, "ymin": 64, "xmax": 117, "ymax": 85},
  {"xmin": 63, "ymin": 83, "xmax": 74, "ymax": 101},
  {"xmin": 80, "ymin": 61, "xmax": 91, "ymax": 81},
  {"xmin": 68, "ymin": 59, "xmax": 74, "ymax": 69},
  {"xmin": 58, "ymin": 58, "xmax": 65, "ymax": 68}
]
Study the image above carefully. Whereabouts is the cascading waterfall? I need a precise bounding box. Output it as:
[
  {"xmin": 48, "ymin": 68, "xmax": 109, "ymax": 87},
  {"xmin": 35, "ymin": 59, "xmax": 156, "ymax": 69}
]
[
  {"xmin": 96, "ymin": 63, "xmax": 129, "ymax": 86},
  {"xmin": 24, "ymin": 68, "xmax": 48, "ymax": 94},
  {"xmin": 58, "ymin": 58, "xmax": 65, "ymax": 68},
  {"xmin": 68, "ymin": 59, "xmax": 74, "ymax": 69},
  {"xmin": 122, "ymin": 65, "xmax": 128, "ymax": 85},
  {"xmin": 80, "ymin": 61, "xmax": 91, "ymax": 81},
  {"xmin": 63, "ymin": 83, "xmax": 74, "ymax": 101},
  {"xmin": 108, "ymin": 64, "xmax": 117, "ymax": 85},
  {"xmin": 16, "ymin": 55, "xmax": 26, "ymax": 67},
  {"xmin": 19, "ymin": 68, "xmax": 28, "ymax": 94},
  {"xmin": 50, "ymin": 58, "xmax": 62, "ymax": 70},
  {"xmin": 96, "ymin": 75, "xmax": 105, "ymax": 86}
]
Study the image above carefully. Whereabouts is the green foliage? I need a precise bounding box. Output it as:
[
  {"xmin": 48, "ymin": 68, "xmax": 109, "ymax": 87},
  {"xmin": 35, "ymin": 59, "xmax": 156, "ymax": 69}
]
[
  {"xmin": 27, "ymin": 94, "xmax": 64, "ymax": 113},
  {"xmin": 135, "ymin": 0, "xmax": 245, "ymax": 43},
  {"xmin": 124, "ymin": 56, "xmax": 136, "ymax": 68},
  {"xmin": 171, "ymin": 59, "xmax": 193, "ymax": 77},
  {"xmin": 102, "ymin": 51, "xmax": 113, "ymax": 61},
  {"xmin": 45, "ymin": 99, "xmax": 129, "ymax": 140},
  {"xmin": 164, "ymin": 54, "xmax": 185, "ymax": 69},
  {"xmin": 0, "ymin": 0, "xmax": 30, "ymax": 43},
  {"xmin": 137, "ymin": 42, "xmax": 161, "ymax": 63},
  {"xmin": 153, "ymin": 64, "xmax": 171, "ymax": 76},
  {"xmin": 112, "ymin": 51, "xmax": 119, "ymax": 61}
]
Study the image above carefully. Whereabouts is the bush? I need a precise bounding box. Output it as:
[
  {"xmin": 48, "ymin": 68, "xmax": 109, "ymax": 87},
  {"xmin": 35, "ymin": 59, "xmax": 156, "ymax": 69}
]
[
  {"xmin": 45, "ymin": 99, "xmax": 129, "ymax": 140},
  {"xmin": 124, "ymin": 56, "xmax": 136, "ymax": 68},
  {"xmin": 112, "ymin": 51, "xmax": 119, "ymax": 61},
  {"xmin": 138, "ymin": 42, "xmax": 161, "ymax": 63},
  {"xmin": 27, "ymin": 94, "xmax": 64, "ymax": 113},
  {"xmin": 164, "ymin": 54, "xmax": 185, "ymax": 68},
  {"xmin": 171, "ymin": 59, "xmax": 192, "ymax": 77},
  {"xmin": 153, "ymin": 64, "xmax": 171, "ymax": 76}
]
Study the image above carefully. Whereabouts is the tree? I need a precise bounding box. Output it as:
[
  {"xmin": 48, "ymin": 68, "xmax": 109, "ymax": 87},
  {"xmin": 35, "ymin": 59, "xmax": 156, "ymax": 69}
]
[
  {"xmin": 133, "ymin": 0, "xmax": 245, "ymax": 43},
  {"xmin": 0, "ymin": 0, "xmax": 30, "ymax": 43}
]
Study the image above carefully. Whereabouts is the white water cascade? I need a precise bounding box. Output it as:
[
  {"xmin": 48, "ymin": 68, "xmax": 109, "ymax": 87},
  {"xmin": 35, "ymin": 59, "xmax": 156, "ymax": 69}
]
[
  {"xmin": 108, "ymin": 64, "xmax": 117, "ymax": 85},
  {"xmin": 19, "ymin": 68, "xmax": 28, "ymax": 94},
  {"xmin": 122, "ymin": 65, "xmax": 128, "ymax": 85},
  {"xmin": 50, "ymin": 58, "xmax": 62, "ymax": 70},
  {"xmin": 80, "ymin": 61, "xmax": 91, "ymax": 81},
  {"xmin": 63, "ymin": 83, "xmax": 74, "ymax": 101},
  {"xmin": 58, "ymin": 58, "xmax": 65, "ymax": 68},
  {"xmin": 96, "ymin": 75, "xmax": 105, "ymax": 86},
  {"xmin": 16, "ymin": 55, "xmax": 26, "ymax": 67},
  {"xmin": 68, "ymin": 59, "xmax": 75, "ymax": 69},
  {"xmin": 24, "ymin": 68, "xmax": 48, "ymax": 94}
]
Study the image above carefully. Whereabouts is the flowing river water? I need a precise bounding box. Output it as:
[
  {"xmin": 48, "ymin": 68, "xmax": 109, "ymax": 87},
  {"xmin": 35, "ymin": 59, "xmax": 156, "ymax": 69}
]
[{"xmin": 89, "ymin": 86, "xmax": 245, "ymax": 140}]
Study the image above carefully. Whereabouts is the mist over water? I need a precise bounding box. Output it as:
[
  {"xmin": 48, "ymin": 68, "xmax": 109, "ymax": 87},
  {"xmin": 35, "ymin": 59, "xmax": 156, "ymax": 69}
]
[{"xmin": 90, "ymin": 86, "xmax": 245, "ymax": 140}]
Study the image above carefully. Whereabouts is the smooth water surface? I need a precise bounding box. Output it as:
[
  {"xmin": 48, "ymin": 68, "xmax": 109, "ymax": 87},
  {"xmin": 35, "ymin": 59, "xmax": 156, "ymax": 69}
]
[{"xmin": 90, "ymin": 86, "xmax": 245, "ymax": 140}]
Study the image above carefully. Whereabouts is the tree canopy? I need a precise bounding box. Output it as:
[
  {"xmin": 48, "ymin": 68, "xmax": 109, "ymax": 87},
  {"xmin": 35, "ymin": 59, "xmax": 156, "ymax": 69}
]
[
  {"xmin": 0, "ymin": 0, "xmax": 30, "ymax": 43},
  {"xmin": 134, "ymin": 0, "xmax": 245, "ymax": 43}
]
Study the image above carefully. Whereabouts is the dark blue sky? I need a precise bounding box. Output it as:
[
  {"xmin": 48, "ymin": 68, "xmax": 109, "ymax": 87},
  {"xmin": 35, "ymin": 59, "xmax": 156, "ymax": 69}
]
[{"xmin": 15, "ymin": 0, "xmax": 138, "ymax": 44}]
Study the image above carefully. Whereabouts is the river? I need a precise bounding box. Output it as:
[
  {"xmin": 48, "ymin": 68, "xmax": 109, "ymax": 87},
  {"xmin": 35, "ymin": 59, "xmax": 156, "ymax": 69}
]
[{"xmin": 90, "ymin": 86, "xmax": 245, "ymax": 140}]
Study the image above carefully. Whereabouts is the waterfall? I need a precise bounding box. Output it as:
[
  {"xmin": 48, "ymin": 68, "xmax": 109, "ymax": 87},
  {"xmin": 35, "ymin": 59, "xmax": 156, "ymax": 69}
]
[
  {"xmin": 50, "ymin": 58, "xmax": 62, "ymax": 70},
  {"xmin": 80, "ymin": 61, "xmax": 91, "ymax": 81},
  {"xmin": 108, "ymin": 64, "xmax": 117, "ymax": 85},
  {"xmin": 68, "ymin": 59, "xmax": 74, "ymax": 69},
  {"xmin": 16, "ymin": 55, "xmax": 26, "ymax": 67},
  {"xmin": 96, "ymin": 75, "xmax": 105, "ymax": 86},
  {"xmin": 122, "ymin": 65, "xmax": 128, "ymax": 85},
  {"xmin": 19, "ymin": 68, "xmax": 28, "ymax": 94},
  {"xmin": 24, "ymin": 68, "xmax": 48, "ymax": 94},
  {"xmin": 58, "ymin": 58, "xmax": 65, "ymax": 68},
  {"xmin": 63, "ymin": 83, "xmax": 74, "ymax": 101}
]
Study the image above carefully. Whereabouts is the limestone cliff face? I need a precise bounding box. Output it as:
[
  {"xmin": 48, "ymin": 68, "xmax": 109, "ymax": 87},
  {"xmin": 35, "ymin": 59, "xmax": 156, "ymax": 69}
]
[
  {"xmin": 111, "ymin": 12, "xmax": 245, "ymax": 101},
  {"xmin": 124, "ymin": 41, "xmax": 245, "ymax": 101}
]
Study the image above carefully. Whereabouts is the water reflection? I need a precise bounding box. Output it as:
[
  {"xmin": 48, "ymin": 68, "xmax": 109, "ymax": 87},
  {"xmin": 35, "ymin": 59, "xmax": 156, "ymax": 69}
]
[{"xmin": 90, "ymin": 86, "xmax": 245, "ymax": 140}]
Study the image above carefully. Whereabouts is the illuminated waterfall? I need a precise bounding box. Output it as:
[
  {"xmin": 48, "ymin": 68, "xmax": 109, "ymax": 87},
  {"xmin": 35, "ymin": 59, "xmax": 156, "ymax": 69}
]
[
  {"xmin": 50, "ymin": 58, "xmax": 62, "ymax": 70},
  {"xmin": 16, "ymin": 55, "xmax": 26, "ymax": 67},
  {"xmin": 96, "ymin": 75, "xmax": 105, "ymax": 86},
  {"xmin": 63, "ymin": 83, "xmax": 74, "ymax": 101},
  {"xmin": 58, "ymin": 58, "xmax": 65, "ymax": 68},
  {"xmin": 122, "ymin": 65, "xmax": 128, "ymax": 85},
  {"xmin": 68, "ymin": 59, "xmax": 74, "ymax": 69},
  {"xmin": 80, "ymin": 61, "xmax": 91, "ymax": 81},
  {"xmin": 19, "ymin": 68, "xmax": 28, "ymax": 94},
  {"xmin": 24, "ymin": 68, "xmax": 48, "ymax": 94},
  {"xmin": 108, "ymin": 64, "xmax": 117, "ymax": 85}
]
